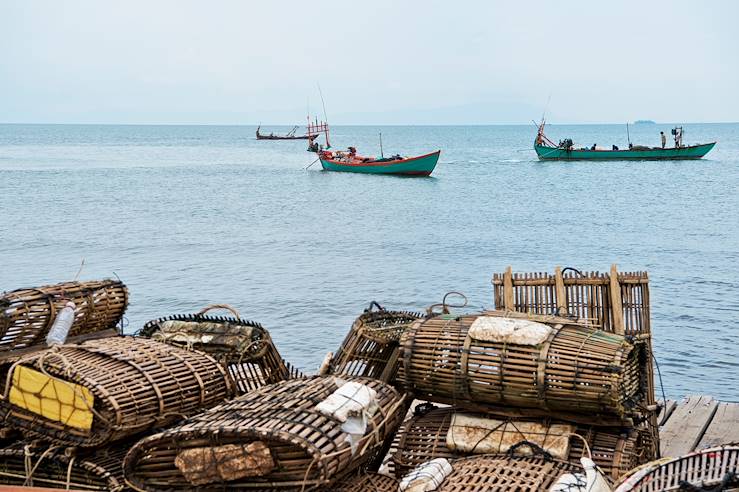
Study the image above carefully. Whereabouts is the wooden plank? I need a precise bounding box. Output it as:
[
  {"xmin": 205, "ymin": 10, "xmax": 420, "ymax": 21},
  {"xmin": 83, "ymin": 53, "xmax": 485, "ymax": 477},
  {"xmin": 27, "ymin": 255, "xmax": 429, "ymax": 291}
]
[
  {"xmin": 609, "ymin": 264, "xmax": 625, "ymax": 335},
  {"xmin": 658, "ymin": 399, "xmax": 677, "ymax": 426},
  {"xmin": 503, "ymin": 266, "xmax": 514, "ymax": 310},
  {"xmin": 660, "ymin": 395, "xmax": 719, "ymax": 457},
  {"xmin": 697, "ymin": 401, "xmax": 739, "ymax": 449},
  {"xmin": 554, "ymin": 266, "xmax": 568, "ymax": 315}
]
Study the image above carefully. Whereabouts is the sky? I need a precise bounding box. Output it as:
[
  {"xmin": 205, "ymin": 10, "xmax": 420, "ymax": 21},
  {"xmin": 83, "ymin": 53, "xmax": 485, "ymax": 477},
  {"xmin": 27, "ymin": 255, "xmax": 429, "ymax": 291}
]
[{"xmin": 1, "ymin": 0, "xmax": 738, "ymax": 125}]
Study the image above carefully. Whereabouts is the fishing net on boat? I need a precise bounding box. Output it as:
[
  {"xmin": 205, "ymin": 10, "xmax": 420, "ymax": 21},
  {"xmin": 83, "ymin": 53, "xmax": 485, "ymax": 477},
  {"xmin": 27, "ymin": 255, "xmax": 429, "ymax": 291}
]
[
  {"xmin": 329, "ymin": 302, "xmax": 421, "ymax": 382},
  {"xmin": 123, "ymin": 376, "xmax": 408, "ymax": 491},
  {"xmin": 2, "ymin": 336, "xmax": 235, "ymax": 447},
  {"xmin": 389, "ymin": 405, "xmax": 644, "ymax": 480},
  {"xmin": 139, "ymin": 304, "xmax": 298, "ymax": 395},
  {"xmin": 397, "ymin": 311, "xmax": 647, "ymax": 420},
  {"xmin": 0, "ymin": 440, "xmax": 130, "ymax": 491},
  {"xmin": 0, "ymin": 279, "xmax": 128, "ymax": 352}
]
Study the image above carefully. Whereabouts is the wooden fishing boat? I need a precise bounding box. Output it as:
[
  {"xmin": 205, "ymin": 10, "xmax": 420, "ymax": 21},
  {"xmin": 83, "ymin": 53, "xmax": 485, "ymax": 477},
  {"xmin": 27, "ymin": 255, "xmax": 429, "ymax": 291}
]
[
  {"xmin": 318, "ymin": 148, "xmax": 441, "ymax": 176},
  {"xmin": 534, "ymin": 121, "xmax": 715, "ymax": 160},
  {"xmin": 256, "ymin": 125, "xmax": 315, "ymax": 140}
]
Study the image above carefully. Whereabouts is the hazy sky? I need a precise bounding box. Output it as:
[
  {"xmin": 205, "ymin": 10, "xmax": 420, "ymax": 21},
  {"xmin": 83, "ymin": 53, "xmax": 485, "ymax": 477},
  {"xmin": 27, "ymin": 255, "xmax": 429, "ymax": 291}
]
[{"xmin": 2, "ymin": 0, "xmax": 737, "ymax": 124}]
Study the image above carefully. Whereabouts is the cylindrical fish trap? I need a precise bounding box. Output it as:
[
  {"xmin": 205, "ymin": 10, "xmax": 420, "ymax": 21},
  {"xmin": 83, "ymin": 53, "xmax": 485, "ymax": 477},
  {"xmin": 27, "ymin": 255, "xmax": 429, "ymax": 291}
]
[
  {"xmin": 331, "ymin": 302, "xmax": 421, "ymax": 381},
  {"xmin": 0, "ymin": 441, "xmax": 130, "ymax": 491},
  {"xmin": 3, "ymin": 336, "xmax": 234, "ymax": 447},
  {"xmin": 0, "ymin": 279, "xmax": 128, "ymax": 352},
  {"xmin": 139, "ymin": 304, "xmax": 294, "ymax": 395},
  {"xmin": 614, "ymin": 445, "xmax": 739, "ymax": 492},
  {"xmin": 124, "ymin": 376, "xmax": 407, "ymax": 491},
  {"xmin": 398, "ymin": 311, "xmax": 646, "ymax": 419},
  {"xmin": 327, "ymin": 472, "xmax": 399, "ymax": 492},
  {"xmin": 390, "ymin": 406, "xmax": 642, "ymax": 480},
  {"xmin": 402, "ymin": 453, "xmax": 581, "ymax": 492}
]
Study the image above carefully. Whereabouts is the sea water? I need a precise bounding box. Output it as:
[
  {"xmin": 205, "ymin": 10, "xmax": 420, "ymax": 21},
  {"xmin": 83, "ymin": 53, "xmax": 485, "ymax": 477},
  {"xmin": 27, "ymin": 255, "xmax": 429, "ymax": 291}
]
[{"xmin": 1, "ymin": 123, "xmax": 737, "ymax": 401}]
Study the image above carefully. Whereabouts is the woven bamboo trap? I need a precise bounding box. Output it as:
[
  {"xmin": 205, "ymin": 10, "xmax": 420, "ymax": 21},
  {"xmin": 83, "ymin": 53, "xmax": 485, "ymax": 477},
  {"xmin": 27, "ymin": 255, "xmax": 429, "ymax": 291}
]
[
  {"xmin": 492, "ymin": 265, "xmax": 650, "ymax": 337},
  {"xmin": 0, "ymin": 440, "xmax": 130, "ymax": 491},
  {"xmin": 398, "ymin": 311, "xmax": 647, "ymax": 420},
  {"xmin": 329, "ymin": 302, "xmax": 421, "ymax": 381},
  {"xmin": 429, "ymin": 452, "xmax": 582, "ymax": 492},
  {"xmin": 614, "ymin": 445, "xmax": 739, "ymax": 492},
  {"xmin": 0, "ymin": 279, "xmax": 128, "ymax": 353},
  {"xmin": 389, "ymin": 406, "xmax": 645, "ymax": 480},
  {"xmin": 139, "ymin": 304, "xmax": 296, "ymax": 395},
  {"xmin": 326, "ymin": 471, "xmax": 399, "ymax": 492},
  {"xmin": 2, "ymin": 336, "xmax": 234, "ymax": 447},
  {"xmin": 123, "ymin": 376, "xmax": 407, "ymax": 491}
]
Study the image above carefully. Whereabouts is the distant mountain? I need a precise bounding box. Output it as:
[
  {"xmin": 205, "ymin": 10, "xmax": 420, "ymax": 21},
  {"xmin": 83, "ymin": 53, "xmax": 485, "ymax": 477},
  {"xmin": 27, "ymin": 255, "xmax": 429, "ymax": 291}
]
[{"xmin": 633, "ymin": 120, "xmax": 656, "ymax": 124}]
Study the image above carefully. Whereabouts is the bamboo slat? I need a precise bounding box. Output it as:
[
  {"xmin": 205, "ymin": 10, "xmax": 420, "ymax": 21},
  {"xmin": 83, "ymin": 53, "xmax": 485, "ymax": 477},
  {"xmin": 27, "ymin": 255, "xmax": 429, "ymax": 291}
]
[
  {"xmin": 434, "ymin": 453, "xmax": 582, "ymax": 491},
  {"xmin": 0, "ymin": 441, "xmax": 130, "ymax": 491},
  {"xmin": 139, "ymin": 307, "xmax": 296, "ymax": 395},
  {"xmin": 123, "ymin": 376, "xmax": 407, "ymax": 491},
  {"xmin": 389, "ymin": 406, "xmax": 645, "ymax": 480},
  {"xmin": 0, "ymin": 280, "xmax": 128, "ymax": 353},
  {"xmin": 330, "ymin": 303, "xmax": 421, "ymax": 381},
  {"xmin": 3, "ymin": 336, "xmax": 234, "ymax": 447},
  {"xmin": 614, "ymin": 445, "xmax": 739, "ymax": 492},
  {"xmin": 398, "ymin": 311, "xmax": 647, "ymax": 419}
]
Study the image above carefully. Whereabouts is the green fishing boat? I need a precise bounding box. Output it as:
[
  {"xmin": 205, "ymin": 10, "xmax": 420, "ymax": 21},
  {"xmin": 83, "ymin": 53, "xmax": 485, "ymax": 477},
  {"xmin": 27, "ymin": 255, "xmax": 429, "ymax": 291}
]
[
  {"xmin": 317, "ymin": 148, "xmax": 440, "ymax": 176},
  {"xmin": 534, "ymin": 121, "xmax": 716, "ymax": 160}
]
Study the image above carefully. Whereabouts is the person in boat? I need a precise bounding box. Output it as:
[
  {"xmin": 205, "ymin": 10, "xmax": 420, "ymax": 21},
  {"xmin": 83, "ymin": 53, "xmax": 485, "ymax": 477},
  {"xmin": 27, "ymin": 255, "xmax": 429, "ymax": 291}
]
[
  {"xmin": 348, "ymin": 146, "xmax": 357, "ymax": 158},
  {"xmin": 612, "ymin": 145, "xmax": 619, "ymax": 150},
  {"xmin": 590, "ymin": 144, "xmax": 597, "ymax": 150},
  {"xmin": 661, "ymin": 131, "xmax": 666, "ymax": 149},
  {"xmin": 536, "ymin": 133, "xmax": 545, "ymax": 146}
]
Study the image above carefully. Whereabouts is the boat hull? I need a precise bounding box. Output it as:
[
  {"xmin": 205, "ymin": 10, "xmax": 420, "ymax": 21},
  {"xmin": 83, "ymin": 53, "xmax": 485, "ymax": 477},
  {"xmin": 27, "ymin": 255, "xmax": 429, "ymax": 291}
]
[
  {"xmin": 535, "ymin": 142, "xmax": 716, "ymax": 160},
  {"xmin": 319, "ymin": 150, "xmax": 440, "ymax": 176}
]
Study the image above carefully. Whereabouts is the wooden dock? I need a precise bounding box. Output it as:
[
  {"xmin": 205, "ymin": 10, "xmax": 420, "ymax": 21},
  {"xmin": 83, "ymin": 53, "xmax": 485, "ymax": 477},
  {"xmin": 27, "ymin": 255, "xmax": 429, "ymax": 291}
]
[{"xmin": 659, "ymin": 395, "xmax": 739, "ymax": 457}]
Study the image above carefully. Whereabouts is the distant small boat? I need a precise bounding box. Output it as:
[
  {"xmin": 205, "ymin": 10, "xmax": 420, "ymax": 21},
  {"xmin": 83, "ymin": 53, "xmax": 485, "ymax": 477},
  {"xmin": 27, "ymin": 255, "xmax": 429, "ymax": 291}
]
[
  {"xmin": 256, "ymin": 125, "xmax": 315, "ymax": 140},
  {"xmin": 318, "ymin": 148, "xmax": 440, "ymax": 176},
  {"xmin": 534, "ymin": 121, "xmax": 716, "ymax": 160},
  {"xmin": 633, "ymin": 120, "xmax": 656, "ymax": 125}
]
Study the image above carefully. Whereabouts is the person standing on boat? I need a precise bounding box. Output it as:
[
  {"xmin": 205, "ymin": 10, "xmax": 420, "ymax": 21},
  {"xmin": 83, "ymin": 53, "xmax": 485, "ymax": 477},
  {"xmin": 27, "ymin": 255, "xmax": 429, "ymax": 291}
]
[{"xmin": 660, "ymin": 131, "xmax": 666, "ymax": 149}]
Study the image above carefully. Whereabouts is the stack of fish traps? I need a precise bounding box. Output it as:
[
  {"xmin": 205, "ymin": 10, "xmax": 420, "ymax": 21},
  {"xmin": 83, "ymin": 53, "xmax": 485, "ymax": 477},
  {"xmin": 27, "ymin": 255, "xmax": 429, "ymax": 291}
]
[
  {"xmin": 385, "ymin": 265, "xmax": 658, "ymax": 489},
  {"xmin": 123, "ymin": 376, "xmax": 408, "ymax": 491},
  {"xmin": 327, "ymin": 302, "xmax": 421, "ymax": 382},
  {"xmin": 139, "ymin": 304, "xmax": 299, "ymax": 395}
]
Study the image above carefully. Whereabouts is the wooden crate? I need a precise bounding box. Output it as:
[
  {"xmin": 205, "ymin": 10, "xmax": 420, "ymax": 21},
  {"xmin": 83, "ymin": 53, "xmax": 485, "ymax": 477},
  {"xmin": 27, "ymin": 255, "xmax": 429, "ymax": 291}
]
[
  {"xmin": 398, "ymin": 311, "xmax": 646, "ymax": 421},
  {"xmin": 0, "ymin": 279, "xmax": 128, "ymax": 353},
  {"xmin": 3, "ymin": 336, "xmax": 234, "ymax": 447},
  {"xmin": 390, "ymin": 406, "xmax": 645, "ymax": 480},
  {"xmin": 123, "ymin": 376, "xmax": 408, "ymax": 491},
  {"xmin": 435, "ymin": 454, "xmax": 581, "ymax": 491},
  {"xmin": 0, "ymin": 441, "xmax": 130, "ymax": 491},
  {"xmin": 330, "ymin": 303, "xmax": 421, "ymax": 382},
  {"xmin": 614, "ymin": 445, "xmax": 739, "ymax": 491},
  {"xmin": 139, "ymin": 305, "xmax": 296, "ymax": 395}
]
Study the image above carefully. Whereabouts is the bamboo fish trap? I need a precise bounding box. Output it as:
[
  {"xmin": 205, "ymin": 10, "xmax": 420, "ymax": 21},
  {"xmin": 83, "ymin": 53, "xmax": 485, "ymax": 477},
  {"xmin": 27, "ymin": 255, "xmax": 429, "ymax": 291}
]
[
  {"xmin": 613, "ymin": 445, "xmax": 739, "ymax": 492},
  {"xmin": 492, "ymin": 265, "xmax": 650, "ymax": 336},
  {"xmin": 390, "ymin": 406, "xmax": 644, "ymax": 480},
  {"xmin": 398, "ymin": 311, "xmax": 646, "ymax": 421},
  {"xmin": 123, "ymin": 376, "xmax": 407, "ymax": 491},
  {"xmin": 432, "ymin": 453, "xmax": 581, "ymax": 492},
  {"xmin": 328, "ymin": 472, "xmax": 399, "ymax": 492},
  {"xmin": 0, "ymin": 441, "xmax": 129, "ymax": 491},
  {"xmin": 2, "ymin": 336, "xmax": 234, "ymax": 447},
  {"xmin": 0, "ymin": 279, "xmax": 128, "ymax": 352},
  {"xmin": 139, "ymin": 304, "xmax": 295, "ymax": 395},
  {"xmin": 330, "ymin": 302, "xmax": 421, "ymax": 381}
]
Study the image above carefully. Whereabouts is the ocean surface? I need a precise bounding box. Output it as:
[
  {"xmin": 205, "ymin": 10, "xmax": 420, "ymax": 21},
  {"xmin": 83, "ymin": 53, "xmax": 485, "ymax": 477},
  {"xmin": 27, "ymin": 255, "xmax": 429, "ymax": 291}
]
[{"xmin": 1, "ymin": 122, "xmax": 738, "ymax": 401}]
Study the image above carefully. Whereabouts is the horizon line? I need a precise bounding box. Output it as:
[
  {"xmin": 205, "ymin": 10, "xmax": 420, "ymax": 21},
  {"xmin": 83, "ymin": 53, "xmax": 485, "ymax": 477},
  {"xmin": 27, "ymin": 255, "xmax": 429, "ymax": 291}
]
[{"xmin": 1, "ymin": 121, "xmax": 737, "ymax": 127}]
